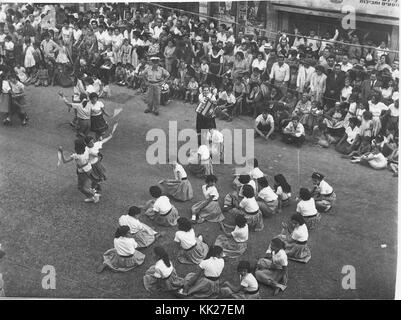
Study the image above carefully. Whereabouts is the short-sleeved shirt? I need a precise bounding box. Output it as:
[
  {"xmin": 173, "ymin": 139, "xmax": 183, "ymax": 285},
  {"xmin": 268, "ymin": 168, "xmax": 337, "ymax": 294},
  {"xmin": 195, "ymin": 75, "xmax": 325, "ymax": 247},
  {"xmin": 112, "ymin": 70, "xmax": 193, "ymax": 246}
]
[
  {"xmin": 368, "ymin": 101, "xmax": 388, "ymax": 118},
  {"xmin": 255, "ymin": 114, "xmax": 274, "ymax": 127},
  {"xmin": 258, "ymin": 186, "xmax": 278, "ymax": 202},
  {"xmin": 240, "ymin": 273, "xmax": 259, "ymax": 292},
  {"xmin": 198, "ymin": 145, "xmax": 211, "ymax": 161},
  {"xmin": 114, "ymin": 237, "xmax": 138, "ymax": 256},
  {"xmin": 345, "ymin": 126, "xmax": 360, "ymax": 144},
  {"xmin": 154, "ymin": 259, "xmax": 174, "ymax": 279},
  {"xmin": 291, "ymin": 224, "xmax": 309, "ymax": 242},
  {"xmin": 389, "ymin": 103, "xmax": 399, "ymax": 117},
  {"xmin": 250, "ymin": 167, "xmax": 264, "ymax": 180},
  {"xmin": 71, "ymin": 150, "xmax": 91, "ymax": 173},
  {"xmin": 318, "ymin": 180, "xmax": 333, "ymax": 195},
  {"xmin": 296, "ymin": 198, "xmax": 318, "ymax": 217},
  {"xmin": 119, "ymin": 215, "xmax": 145, "ymax": 234},
  {"xmin": 87, "ymin": 141, "xmax": 103, "ymax": 164},
  {"xmin": 271, "ymin": 249, "xmax": 288, "ymax": 267},
  {"xmin": 199, "ymin": 257, "xmax": 225, "ymax": 277},
  {"xmin": 202, "ymin": 185, "xmax": 219, "ymax": 200},
  {"xmin": 153, "ymin": 196, "xmax": 172, "ymax": 215},
  {"xmin": 70, "ymin": 102, "xmax": 91, "ymax": 120},
  {"xmin": 174, "ymin": 164, "xmax": 187, "ymax": 179},
  {"xmin": 231, "ymin": 225, "xmax": 249, "ymax": 243},
  {"xmin": 276, "ymin": 186, "xmax": 291, "ymax": 201},
  {"xmin": 88, "ymin": 100, "xmax": 105, "ymax": 116},
  {"xmin": 239, "ymin": 197, "xmax": 259, "ymax": 213},
  {"xmin": 174, "ymin": 229, "xmax": 197, "ymax": 249}
]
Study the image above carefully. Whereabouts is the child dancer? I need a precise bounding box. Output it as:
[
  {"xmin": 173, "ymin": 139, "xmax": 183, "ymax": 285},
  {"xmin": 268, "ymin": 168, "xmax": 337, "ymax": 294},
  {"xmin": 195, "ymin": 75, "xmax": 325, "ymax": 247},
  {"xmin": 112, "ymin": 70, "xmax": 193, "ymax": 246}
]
[
  {"xmin": 143, "ymin": 246, "xmax": 184, "ymax": 293},
  {"xmin": 215, "ymin": 215, "xmax": 248, "ymax": 259},
  {"xmin": 273, "ymin": 174, "xmax": 292, "ymax": 213},
  {"xmin": 177, "ymin": 246, "xmax": 224, "ymax": 298},
  {"xmin": 228, "ymin": 185, "xmax": 264, "ymax": 232},
  {"xmin": 191, "ymin": 175, "xmax": 224, "ymax": 223},
  {"xmin": 58, "ymin": 140, "xmax": 100, "ymax": 203},
  {"xmin": 119, "ymin": 206, "xmax": 160, "ymax": 248},
  {"xmin": 60, "ymin": 92, "xmax": 91, "ymax": 137},
  {"xmin": 88, "ymin": 92, "xmax": 110, "ymax": 140},
  {"xmin": 174, "ymin": 217, "xmax": 209, "ymax": 264},
  {"xmin": 275, "ymin": 214, "xmax": 311, "ymax": 263},
  {"xmin": 159, "ymin": 161, "xmax": 194, "ymax": 202},
  {"xmin": 220, "ymin": 261, "xmax": 260, "ymax": 299},
  {"xmin": 296, "ymin": 188, "xmax": 320, "ymax": 230},
  {"xmin": 144, "ymin": 186, "xmax": 179, "ymax": 227},
  {"xmin": 255, "ymin": 238, "xmax": 288, "ymax": 295},
  {"xmin": 311, "ymin": 172, "xmax": 336, "ymax": 212},
  {"xmin": 256, "ymin": 177, "xmax": 279, "ymax": 217},
  {"xmin": 97, "ymin": 226, "xmax": 145, "ymax": 273}
]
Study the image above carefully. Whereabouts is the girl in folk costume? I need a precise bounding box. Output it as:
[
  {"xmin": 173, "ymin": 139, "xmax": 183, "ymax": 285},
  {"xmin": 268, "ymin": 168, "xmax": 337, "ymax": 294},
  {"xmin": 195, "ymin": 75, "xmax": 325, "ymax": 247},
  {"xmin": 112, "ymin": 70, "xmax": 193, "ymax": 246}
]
[
  {"xmin": 275, "ymin": 214, "xmax": 312, "ymax": 263},
  {"xmin": 58, "ymin": 139, "xmax": 100, "ymax": 203},
  {"xmin": 187, "ymin": 144, "xmax": 214, "ymax": 178},
  {"xmin": 311, "ymin": 172, "xmax": 336, "ymax": 212},
  {"xmin": 55, "ymin": 40, "xmax": 70, "ymax": 66},
  {"xmin": 23, "ymin": 38, "xmax": 36, "ymax": 79},
  {"xmin": 224, "ymin": 174, "xmax": 257, "ymax": 211},
  {"xmin": 119, "ymin": 38, "xmax": 132, "ymax": 66},
  {"xmin": 296, "ymin": 188, "xmax": 321, "ymax": 231},
  {"xmin": 215, "ymin": 214, "xmax": 248, "ymax": 259},
  {"xmin": 159, "ymin": 161, "xmax": 194, "ymax": 202},
  {"xmin": 255, "ymin": 237, "xmax": 288, "ymax": 295},
  {"xmin": 60, "ymin": 92, "xmax": 91, "ymax": 137},
  {"xmin": 119, "ymin": 206, "xmax": 160, "ymax": 248},
  {"xmin": 256, "ymin": 177, "xmax": 279, "ymax": 217},
  {"xmin": 97, "ymin": 226, "xmax": 145, "ymax": 273},
  {"xmin": 87, "ymin": 92, "xmax": 110, "ymax": 140},
  {"xmin": 144, "ymin": 186, "xmax": 179, "ymax": 227},
  {"xmin": 232, "ymin": 158, "xmax": 264, "ymax": 190},
  {"xmin": 143, "ymin": 246, "xmax": 184, "ymax": 293},
  {"xmin": 174, "ymin": 217, "xmax": 209, "ymax": 265},
  {"xmin": 228, "ymin": 185, "xmax": 264, "ymax": 232},
  {"xmin": 177, "ymin": 245, "xmax": 225, "ymax": 298},
  {"xmin": 274, "ymin": 174, "xmax": 292, "ymax": 212},
  {"xmin": 220, "ymin": 261, "xmax": 260, "ymax": 299},
  {"xmin": 191, "ymin": 174, "xmax": 225, "ymax": 224},
  {"xmin": 83, "ymin": 133, "xmax": 113, "ymax": 192},
  {"xmin": 6, "ymin": 74, "xmax": 29, "ymax": 126}
]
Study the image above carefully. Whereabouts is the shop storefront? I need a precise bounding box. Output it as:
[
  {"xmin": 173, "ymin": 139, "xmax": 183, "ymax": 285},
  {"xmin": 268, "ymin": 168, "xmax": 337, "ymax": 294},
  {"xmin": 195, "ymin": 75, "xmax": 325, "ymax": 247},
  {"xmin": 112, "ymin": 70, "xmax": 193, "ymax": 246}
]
[{"xmin": 270, "ymin": 0, "xmax": 399, "ymax": 52}]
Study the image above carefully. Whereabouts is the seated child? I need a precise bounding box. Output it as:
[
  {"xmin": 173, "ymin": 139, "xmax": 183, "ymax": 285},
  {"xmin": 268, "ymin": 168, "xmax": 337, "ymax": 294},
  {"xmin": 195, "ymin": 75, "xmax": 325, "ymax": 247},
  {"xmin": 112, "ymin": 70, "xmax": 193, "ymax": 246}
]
[
  {"xmin": 35, "ymin": 64, "xmax": 49, "ymax": 87},
  {"xmin": 185, "ymin": 77, "xmax": 199, "ymax": 104}
]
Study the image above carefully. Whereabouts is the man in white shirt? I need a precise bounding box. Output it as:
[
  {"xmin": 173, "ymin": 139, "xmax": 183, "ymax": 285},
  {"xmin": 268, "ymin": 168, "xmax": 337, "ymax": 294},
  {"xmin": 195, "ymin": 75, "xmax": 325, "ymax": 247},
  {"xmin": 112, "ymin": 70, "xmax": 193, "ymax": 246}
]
[
  {"xmin": 254, "ymin": 110, "xmax": 275, "ymax": 140},
  {"xmin": 95, "ymin": 24, "xmax": 106, "ymax": 51},
  {"xmin": 340, "ymin": 55, "xmax": 353, "ymax": 73},
  {"xmin": 270, "ymin": 55, "xmax": 290, "ymax": 95},
  {"xmin": 283, "ymin": 117, "xmax": 305, "ymax": 147}
]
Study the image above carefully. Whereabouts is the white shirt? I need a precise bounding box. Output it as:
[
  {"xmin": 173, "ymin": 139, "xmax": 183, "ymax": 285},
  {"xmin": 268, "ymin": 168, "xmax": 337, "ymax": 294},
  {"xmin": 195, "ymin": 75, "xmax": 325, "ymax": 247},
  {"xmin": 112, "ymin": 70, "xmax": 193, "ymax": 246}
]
[
  {"xmin": 153, "ymin": 196, "xmax": 172, "ymax": 215},
  {"xmin": 389, "ymin": 103, "xmax": 399, "ymax": 117},
  {"xmin": 206, "ymin": 130, "xmax": 224, "ymax": 144},
  {"xmin": 291, "ymin": 224, "xmax": 309, "ymax": 242},
  {"xmin": 198, "ymin": 145, "xmax": 210, "ymax": 161},
  {"xmin": 255, "ymin": 114, "xmax": 274, "ymax": 127},
  {"xmin": 252, "ymin": 59, "xmax": 267, "ymax": 72},
  {"xmin": 296, "ymin": 198, "xmax": 318, "ymax": 217},
  {"xmin": 199, "ymin": 257, "xmax": 225, "ymax": 277},
  {"xmin": 153, "ymin": 259, "xmax": 173, "ymax": 279},
  {"xmin": 173, "ymin": 164, "xmax": 187, "ymax": 180},
  {"xmin": 346, "ymin": 126, "xmax": 360, "ymax": 144},
  {"xmin": 258, "ymin": 186, "xmax": 278, "ymax": 202},
  {"xmin": 276, "ymin": 186, "xmax": 291, "ymax": 200},
  {"xmin": 341, "ymin": 62, "xmax": 353, "ymax": 72},
  {"xmin": 88, "ymin": 100, "xmax": 105, "ymax": 116},
  {"xmin": 271, "ymin": 249, "xmax": 288, "ymax": 267},
  {"xmin": 231, "ymin": 225, "xmax": 249, "ymax": 243},
  {"xmin": 318, "ymin": 180, "xmax": 333, "ymax": 195},
  {"xmin": 284, "ymin": 122, "xmax": 305, "ymax": 137},
  {"xmin": 174, "ymin": 229, "xmax": 197, "ymax": 249},
  {"xmin": 239, "ymin": 197, "xmax": 259, "ymax": 213},
  {"xmin": 202, "ymin": 185, "xmax": 219, "ymax": 200},
  {"xmin": 270, "ymin": 62, "xmax": 290, "ymax": 82},
  {"xmin": 114, "ymin": 237, "xmax": 138, "ymax": 256},
  {"xmin": 119, "ymin": 215, "xmax": 146, "ymax": 234},
  {"xmin": 71, "ymin": 150, "xmax": 91, "ymax": 173},
  {"xmin": 250, "ymin": 167, "xmax": 264, "ymax": 180},
  {"xmin": 240, "ymin": 273, "xmax": 258, "ymax": 292},
  {"xmin": 369, "ymin": 101, "xmax": 388, "ymax": 118},
  {"xmin": 239, "ymin": 181, "xmax": 257, "ymax": 197},
  {"xmin": 341, "ymin": 86, "xmax": 353, "ymax": 101}
]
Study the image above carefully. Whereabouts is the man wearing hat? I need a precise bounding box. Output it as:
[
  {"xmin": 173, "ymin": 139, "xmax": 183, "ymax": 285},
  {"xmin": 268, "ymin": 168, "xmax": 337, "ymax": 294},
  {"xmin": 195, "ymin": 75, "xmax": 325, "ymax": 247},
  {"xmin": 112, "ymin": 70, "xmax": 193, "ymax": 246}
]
[{"xmin": 142, "ymin": 57, "xmax": 170, "ymax": 116}]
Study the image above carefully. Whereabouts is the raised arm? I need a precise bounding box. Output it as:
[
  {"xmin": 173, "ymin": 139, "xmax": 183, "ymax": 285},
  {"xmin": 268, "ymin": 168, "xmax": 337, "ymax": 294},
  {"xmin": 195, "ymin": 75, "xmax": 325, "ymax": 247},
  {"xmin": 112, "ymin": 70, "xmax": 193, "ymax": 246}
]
[{"xmin": 58, "ymin": 146, "xmax": 74, "ymax": 164}]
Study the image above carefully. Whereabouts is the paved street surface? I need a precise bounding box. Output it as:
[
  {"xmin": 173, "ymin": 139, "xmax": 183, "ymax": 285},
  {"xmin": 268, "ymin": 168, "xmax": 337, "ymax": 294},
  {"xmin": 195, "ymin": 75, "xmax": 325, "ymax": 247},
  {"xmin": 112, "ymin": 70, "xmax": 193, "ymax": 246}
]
[{"xmin": 0, "ymin": 85, "xmax": 397, "ymax": 298}]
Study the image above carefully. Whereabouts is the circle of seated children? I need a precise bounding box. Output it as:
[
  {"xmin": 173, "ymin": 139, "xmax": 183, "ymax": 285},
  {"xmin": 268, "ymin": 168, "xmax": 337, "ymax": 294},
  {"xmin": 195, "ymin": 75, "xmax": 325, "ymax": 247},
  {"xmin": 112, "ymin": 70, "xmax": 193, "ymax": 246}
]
[{"xmin": 96, "ymin": 151, "xmax": 339, "ymax": 298}]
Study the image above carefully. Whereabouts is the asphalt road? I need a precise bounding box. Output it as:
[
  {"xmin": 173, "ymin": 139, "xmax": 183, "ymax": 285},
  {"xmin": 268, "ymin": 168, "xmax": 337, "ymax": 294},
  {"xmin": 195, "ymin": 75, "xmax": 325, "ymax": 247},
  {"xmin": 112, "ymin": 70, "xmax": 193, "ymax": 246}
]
[{"xmin": 0, "ymin": 84, "xmax": 397, "ymax": 299}]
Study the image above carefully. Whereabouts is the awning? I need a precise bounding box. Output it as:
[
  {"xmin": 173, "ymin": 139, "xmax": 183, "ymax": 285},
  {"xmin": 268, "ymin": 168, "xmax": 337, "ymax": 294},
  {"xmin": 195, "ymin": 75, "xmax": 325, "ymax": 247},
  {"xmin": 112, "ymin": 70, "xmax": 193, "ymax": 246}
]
[{"xmin": 272, "ymin": 4, "xmax": 399, "ymax": 26}]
